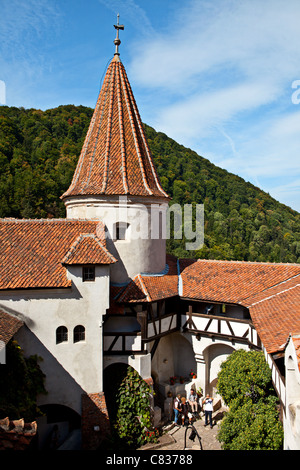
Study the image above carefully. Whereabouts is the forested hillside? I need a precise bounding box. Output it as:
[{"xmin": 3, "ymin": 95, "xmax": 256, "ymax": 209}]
[{"xmin": 0, "ymin": 105, "xmax": 299, "ymax": 263}]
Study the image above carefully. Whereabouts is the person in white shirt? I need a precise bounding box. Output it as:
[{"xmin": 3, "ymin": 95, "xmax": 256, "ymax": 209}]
[
  {"xmin": 203, "ymin": 394, "xmax": 213, "ymax": 428},
  {"xmin": 188, "ymin": 388, "xmax": 198, "ymax": 414}
]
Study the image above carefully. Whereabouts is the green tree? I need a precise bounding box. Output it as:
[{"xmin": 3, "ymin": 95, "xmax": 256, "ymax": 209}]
[
  {"xmin": 216, "ymin": 349, "xmax": 283, "ymax": 450},
  {"xmin": 217, "ymin": 349, "xmax": 274, "ymax": 406},
  {"xmin": 217, "ymin": 396, "xmax": 283, "ymax": 450},
  {"xmin": 0, "ymin": 105, "xmax": 299, "ymax": 263}
]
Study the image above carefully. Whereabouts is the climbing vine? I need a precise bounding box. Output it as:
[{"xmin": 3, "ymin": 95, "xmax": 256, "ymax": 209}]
[{"xmin": 113, "ymin": 366, "xmax": 158, "ymax": 449}]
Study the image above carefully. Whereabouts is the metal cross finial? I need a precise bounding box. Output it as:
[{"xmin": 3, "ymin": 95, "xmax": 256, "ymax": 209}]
[{"xmin": 113, "ymin": 13, "xmax": 124, "ymax": 56}]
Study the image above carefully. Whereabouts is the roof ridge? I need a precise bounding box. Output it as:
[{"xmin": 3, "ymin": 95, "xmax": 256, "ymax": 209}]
[
  {"xmin": 116, "ymin": 64, "xmax": 129, "ymax": 194},
  {"xmin": 118, "ymin": 61, "xmax": 153, "ymax": 196},
  {"xmin": 244, "ymin": 273, "xmax": 300, "ymax": 307},
  {"xmin": 122, "ymin": 65, "xmax": 169, "ymax": 198},
  {"xmin": 100, "ymin": 63, "xmax": 116, "ymax": 194},
  {"xmin": 61, "ymin": 232, "xmax": 116, "ymax": 265},
  {"xmin": 195, "ymin": 258, "xmax": 300, "ymax": 267},
  {"xmin": 61, "ymin": 56, "xmax": 169, "ymax": 200},
  {"xmin": 137, "ymin": 274, "xmax": 151, "ymax": 302},
  {"xmin": 0, "ymin": 218, "xmax": 103, "ymax": 223},
  {"xmin": 249, "ymin": 283, "xmax": 300, "ymax": 308}
]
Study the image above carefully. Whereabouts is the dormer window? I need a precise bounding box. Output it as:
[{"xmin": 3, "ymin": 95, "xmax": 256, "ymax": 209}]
[
  {"xmin": 82, "ymin": 266, "xmax": 95, "ymax": 282},
  {"xmin": 115, "ymin": 222, "xmax": 129, "ymax": 240}
]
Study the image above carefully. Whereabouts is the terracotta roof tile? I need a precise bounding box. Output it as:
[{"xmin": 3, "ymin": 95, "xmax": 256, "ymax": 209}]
[
  {"xmin": 0, "ymin": 309, "xmax": 23, "ymax": 344},
  {"xmin": 62, "ymin": 233, "xmax": 117, "ymax": 265},
  {"xmin": 62, "ymin": 56, "xmax": 169, "ymax": 200},
  {"xmin": 179, "ymin": 258, "xmax": 300, "ymax": 304},
  {"xmin": 116, "ymin": 256, "xmax": 300, "ymax": 355},
  {"xmin": 0, "ymin": 219, "xmax": 114, "ymax": 290},
  {"xmin": 179, "ymin": 258, "xmax": 300, "ymax": 354},
  {"xmin": 107, "ymin": 284, "xmax": 127, "ymax": 314},
  {"xmin": 0, "ymin": 418, "xmax": 37, "ymax": 450},
  {"xmin": 117, "ymin": 254, "xmax": 178, "ymax": 303},
  {"xmin": 248, "ymin": 279, "xmax": 300, "ymax": 354}
]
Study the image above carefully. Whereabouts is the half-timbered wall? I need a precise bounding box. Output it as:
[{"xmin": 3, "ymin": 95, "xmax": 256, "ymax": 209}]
[{"xmin": 103, "ymin": 299, "xmax": 262, "ymax": 400}]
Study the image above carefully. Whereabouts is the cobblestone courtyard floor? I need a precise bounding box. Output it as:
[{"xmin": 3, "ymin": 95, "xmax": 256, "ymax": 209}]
[{"xmin": 139, "ymin": 409, "xmax": 225, "ymax": 452}]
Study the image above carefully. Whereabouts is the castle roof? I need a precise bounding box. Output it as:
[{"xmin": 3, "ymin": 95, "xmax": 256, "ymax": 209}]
[
  {"xmin": 0, "ymin": 309, "xmax": 24, "ymax": 345},
  {"xmin": 0, "ymin": 219, "xmax": 115, "ymax": 290},
  {"xmin": 116, "ymin": 257, "xmax": 300, "ymax": 355},
  {"xmin": 61, "ymin": 233, "xmax": 117, "ymax": 265},
  {"xmin": 62, "ymin": 55, "xmax": 169, "ymax": 200}
]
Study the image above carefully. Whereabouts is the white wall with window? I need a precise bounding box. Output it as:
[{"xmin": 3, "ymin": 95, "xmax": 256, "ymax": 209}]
[{"xmin": 0, "ymin": 263, "xmax": 110, "ymax": 415}]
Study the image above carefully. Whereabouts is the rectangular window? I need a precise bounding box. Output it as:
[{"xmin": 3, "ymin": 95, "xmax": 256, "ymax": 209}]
[
  {"xmin": 82, "ymin": 266, "xmax": 95, "ymax": 282},
  {"xmin": 115, "ymin": 222, "xmax": 128, "ymax": 240}
]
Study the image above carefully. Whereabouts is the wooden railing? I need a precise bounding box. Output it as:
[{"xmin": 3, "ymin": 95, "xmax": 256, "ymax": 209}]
[
  {"xmin": 103, "ymin": 332, "xmax": 145, "ymax": 355},
  {"xmin": 181, "ymin": 309, "xmax": 261, "ymax": 349},
  {"xmin": 103, "ymin": 307, "xmax": 262, "ymax": 355}
]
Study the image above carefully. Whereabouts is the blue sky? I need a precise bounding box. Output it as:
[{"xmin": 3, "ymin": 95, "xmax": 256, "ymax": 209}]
[{"xmin": 1, "ymin": 0, "xmax": 300, "ymax": 213}]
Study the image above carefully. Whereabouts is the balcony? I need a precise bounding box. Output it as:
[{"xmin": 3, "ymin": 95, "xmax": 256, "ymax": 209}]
[{"xmin": 181, "ymin": 308, "xmax": 261, "ymax": 349}]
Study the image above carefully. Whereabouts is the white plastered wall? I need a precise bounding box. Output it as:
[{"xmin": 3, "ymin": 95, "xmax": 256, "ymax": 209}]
[
  {"xmin": 0, "ymin": 264, "xmax": 110, "ymax": 415},
  {"xmin": 190, "ymin": 334, "xmax": 251, "ymax": 396},
  {"xmin": 284, "ymin": 337, "xmax": 300, "ymax": 450},
  {"xmin": 64, "ymin": 195, "xmax": 168, "ymax": 283}
]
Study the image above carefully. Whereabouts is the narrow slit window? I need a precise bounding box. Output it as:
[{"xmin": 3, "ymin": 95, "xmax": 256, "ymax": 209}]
[
  {"xmin": 74, "ymin": 325, "xmax": 85, "ymax": 343},
  {"xmin": 56, "ymin": 326, "xmax": 68, "ymax": 344},
  {"xmin": 115, "ymin": 222, "xmax": 129, "ymax": 240}
]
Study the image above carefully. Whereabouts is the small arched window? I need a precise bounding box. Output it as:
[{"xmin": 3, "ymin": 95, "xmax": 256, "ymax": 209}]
[
  {"xmin": 73, "ymin": 325, "xmax": 85, "ymax": 343},
  {"xmin": 56, "ymin": 326, "xmax": 68, "ymax": 344}
]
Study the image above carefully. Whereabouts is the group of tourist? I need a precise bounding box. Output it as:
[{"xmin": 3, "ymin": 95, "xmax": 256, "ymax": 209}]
[{"xmin": 173, "ymin": 390, "xmax": 214, "ymax": 428}]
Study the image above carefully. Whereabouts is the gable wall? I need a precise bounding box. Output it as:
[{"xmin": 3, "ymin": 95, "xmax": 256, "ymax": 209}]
[{"xmin": 0, "ymin": 264, "xmax": 110, "ymax": 414}]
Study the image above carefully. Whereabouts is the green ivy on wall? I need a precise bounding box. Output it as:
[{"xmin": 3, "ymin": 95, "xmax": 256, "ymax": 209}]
[
  {"xmin": 114, "ymin": 366, "xmax": 159, "ymax": 449},
  {"xmin": 0, "ymin": 340, "xmax": 47, "ymax": 422}
]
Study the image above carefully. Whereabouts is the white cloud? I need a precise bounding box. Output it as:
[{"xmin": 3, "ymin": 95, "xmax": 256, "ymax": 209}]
[
  {"xmin": 0, "ymin": 0, "xmax": 62, "ymax": 107},
  {"xmin": 131, "ymin": 0, "xmax": 300, "ymax": 90},
  {"xmin": 153, "ymin": 80, "xmax": 280, "ymax": 142},
  {"xmin": 126, "ymin": 0, "xmax": 300, "ymax": 211}
]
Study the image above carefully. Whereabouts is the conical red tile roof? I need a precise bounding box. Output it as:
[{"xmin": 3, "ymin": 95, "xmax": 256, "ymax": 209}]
[{"xmin": 62, "ymin": 55, "xmax": 169, "ymax": 199}]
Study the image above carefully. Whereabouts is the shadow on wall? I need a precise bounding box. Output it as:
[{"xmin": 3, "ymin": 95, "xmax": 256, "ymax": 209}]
[
  {"xmin": 13, "ymin": 325, "xmax": 88, "ymax": 448},
  {"xmin": 103, "ymin": 362, "xmax": 130, "ymax": 422},
  {"xmin": 37, "ymin": 404, "xmax": 81, "ymax": 450},
  {"xmin": 151, "ymin": 331, "xmax": 197, "ymax": 384},
  {"xmin": 81, "ymin": 392, "xmax": 111, "ymax": 450}
]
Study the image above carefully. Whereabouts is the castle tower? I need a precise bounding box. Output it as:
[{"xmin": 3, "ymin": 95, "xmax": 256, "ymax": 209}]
[{"xmin": 61, "ymin": 18, "xmax": 169, "ymax": 283}]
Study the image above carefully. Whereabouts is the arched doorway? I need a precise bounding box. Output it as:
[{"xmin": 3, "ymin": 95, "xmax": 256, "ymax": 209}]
[
  {"xmin": 38, "ymin": 404, "xmax": 81, "ymax": 449},
  {"xmin": 203, "ymin": 343, "xmax": 235, "ymax": 396},
  {"xmin": 103, "ymin": 362, "xmax": 131, "ymax": 421},
  {"xmin": 151, "ymin": 331, "xmax": 197, "ymax": 384}
]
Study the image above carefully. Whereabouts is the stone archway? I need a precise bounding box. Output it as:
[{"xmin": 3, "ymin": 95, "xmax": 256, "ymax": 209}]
[
  {"xmin": 37, "ymin": 404, "xmax": 81, "ymax": 449},
  {"xmin": 151, "ymin": 331, "xmax": 197, "ymax": 397},
  {"xmin": 103, "ymin": 362, "xmax": 129, "ymax": 421},
  {"xmin": 203, "ymin": 343, "xmax": 235, "ymax": 396}
]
